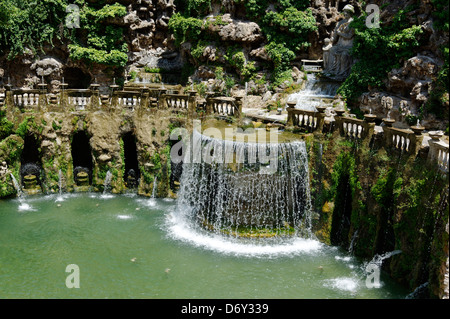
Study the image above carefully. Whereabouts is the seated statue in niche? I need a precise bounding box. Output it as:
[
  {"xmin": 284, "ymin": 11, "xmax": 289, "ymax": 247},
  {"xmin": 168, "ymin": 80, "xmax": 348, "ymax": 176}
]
[{"xmin": 323, "ymin": 4, "xmax": 355, "ymax": 80}]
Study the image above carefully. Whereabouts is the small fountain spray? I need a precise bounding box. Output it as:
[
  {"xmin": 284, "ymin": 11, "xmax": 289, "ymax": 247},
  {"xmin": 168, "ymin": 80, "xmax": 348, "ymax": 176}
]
[
  {"xmin": 10, "ymin": 173, "xmax": 23, "ymax": 198},
  {"xmin": 152, "ymin": 176, "xmax": 158, "ymax": 199},
  {"xmin": 102, "ymin": 171, "xmax": 113, "ymax": 198},
  {"xmin": 56, "ymin": 169, "xmax": 64, "ymax": 202},
  {"xmin": 10, "ymin": 173, "xmax": 34, "ymax": 211}
]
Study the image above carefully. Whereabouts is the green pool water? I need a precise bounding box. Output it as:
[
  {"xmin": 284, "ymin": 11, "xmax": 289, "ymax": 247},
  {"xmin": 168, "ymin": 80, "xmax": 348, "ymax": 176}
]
[{"xmin": 0, "ymin": 194, "xmax": 409, "ymax": 299}]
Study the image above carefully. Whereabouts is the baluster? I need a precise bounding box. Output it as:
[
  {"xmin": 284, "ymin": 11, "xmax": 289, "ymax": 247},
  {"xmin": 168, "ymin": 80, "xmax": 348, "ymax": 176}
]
[{"xmin": 24, "ymin": 93, "xmax": 30, "ymax": 106}]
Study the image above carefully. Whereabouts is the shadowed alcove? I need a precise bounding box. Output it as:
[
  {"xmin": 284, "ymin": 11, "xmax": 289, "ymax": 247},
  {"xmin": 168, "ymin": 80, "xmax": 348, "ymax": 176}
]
[
  {"xmin": 20, "ymin": 134, "xmax": 42, "ymax": 188},
  {"xmin": 71, "ymin": 131, "xmax": 93, "ymax": 185},
  {"xmin": 122, "ymin": 132, "xmax": 140, "ymax": 188}
]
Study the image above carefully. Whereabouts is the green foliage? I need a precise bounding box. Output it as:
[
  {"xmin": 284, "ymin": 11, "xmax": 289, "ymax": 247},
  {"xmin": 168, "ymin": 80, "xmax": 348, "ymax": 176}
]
[
  {"xmin": 15, "ymin": 116, "xmax": 36, "ymax": 139},
  {"xmin": 337, "ymin": 12, "xmax": 424, "ymax": 101},
  {"xmin": 262, "ymin": 7, "xmax": 317, "ymax": 51},
  {"xmin": 0, "ymin": 0, "xmax": 69, "ymax": 59},
  {"xmin": 0, "ymin": 0, "xmax": 128, "ymax": 68},
  {"xmin": 168, "ymin": 13, "xmax": 203, "ymax": 47},
  {"xmin": 68, "ymin": 45, "xmax": 128, "ymax": 67},
  {"xmin": 421, "ymin": 46, "xmax": 449, "ymax": 118},
  {"xmin": 186, "ymin": 0, "xmax": 211, "ymax": 16},
  {"xmin": 432, "ymin": 0, "xmax": 449, "ymax": 31},
  {"xmin": 265, "ymin": 42, "xmax": 295, "ymax": 88},
  {"xmin": 224, "ymin": 47, "xmax": 256, "ymax": 82},
  {"xmin": 0, "ymin": 111, "xmax": 14, "ymax": 141},
  {"xmin": 371, "ymin": 169, "xmax": 403, "ymax": 209},
  {"xmin": 69, "ymin": 2, "xmax": 128, "ymax": 66}
]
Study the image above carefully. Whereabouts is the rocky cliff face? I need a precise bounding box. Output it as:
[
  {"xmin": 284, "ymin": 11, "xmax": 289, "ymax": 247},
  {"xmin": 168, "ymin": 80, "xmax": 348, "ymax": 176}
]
[{"xmin": 1, "ymin": 0, "xmax": 446, "ymax": 131}]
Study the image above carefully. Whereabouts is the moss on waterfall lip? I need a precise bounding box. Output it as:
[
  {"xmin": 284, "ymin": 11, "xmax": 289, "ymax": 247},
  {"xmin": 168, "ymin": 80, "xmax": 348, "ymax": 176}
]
[
  {"xmin": 199, "ymin": 118, "xmax": 306, "ymax": 144},
  {"xmin": 200, "ymin": 219, "xmax": 298, "ymax": 238}
]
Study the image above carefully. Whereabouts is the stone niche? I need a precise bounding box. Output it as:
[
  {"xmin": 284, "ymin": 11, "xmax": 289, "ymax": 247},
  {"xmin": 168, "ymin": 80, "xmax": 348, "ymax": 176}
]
[{"xmin": 62, "ymin": 67, "xmax": 92, "ymax": 89}]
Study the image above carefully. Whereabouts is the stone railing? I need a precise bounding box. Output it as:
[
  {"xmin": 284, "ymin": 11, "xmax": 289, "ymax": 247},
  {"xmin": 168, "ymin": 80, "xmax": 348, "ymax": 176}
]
[
  {"xmin": 428, "ymin": 140, "xmax": 449, "ymax": 173},
  {"xmin": 1, "ymin": 84, "xmax": 200, "ymax": 115},
  {"xmin": 65, "ymin": 89, "xmax": 93, "ymax": 111},
  {"xmin": 164, "ymin": 94, "xmax": 189, "ymax": 110},
  {"xmin": 384, "ymin": 127, "xmax": 417, "ymax": 154},
  {"xmin": 12, "ymin": 89, "xmax": 40, "ymax": 110},
  {"xmin": 207, "ymin": 97, "xmax": 238, "ymax": 117},
  {"xmin": 114, "ymin": 91, "xmax": 142, "ymax": 111},
  {"xmin": 206, "ymin": 94, "xmax": 242, "ymax": 118},
  {"xmin": 286, "ymin": 102, "xmax": 325, "ymax": 132},
  {"xmin": 339, "ymin": 117, "xmax": 371, "ymax": 140}
]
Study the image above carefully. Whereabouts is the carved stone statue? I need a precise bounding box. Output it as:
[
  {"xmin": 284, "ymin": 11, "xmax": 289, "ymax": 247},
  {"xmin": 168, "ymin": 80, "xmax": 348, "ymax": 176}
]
[{"xmin": 323, "ymin": 4, "xmax": 355, "ymax": 80}]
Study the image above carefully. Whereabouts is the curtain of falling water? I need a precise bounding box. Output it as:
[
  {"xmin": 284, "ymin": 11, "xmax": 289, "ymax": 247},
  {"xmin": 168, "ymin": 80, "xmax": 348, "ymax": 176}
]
[{"xmin": 176, "ymin": 130, "xmax": 313, "ymax": 238}]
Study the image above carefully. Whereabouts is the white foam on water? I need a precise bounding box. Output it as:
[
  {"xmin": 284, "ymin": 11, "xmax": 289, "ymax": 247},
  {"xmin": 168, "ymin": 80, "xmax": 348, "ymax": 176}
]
[
  {"xmin": 18, "ymin": 202, "xmax": 35, "ymax": 212},
  {"xmin": 324, "ymin": 277, "xmax": 359, "ymax": 292},
  {"xmin": 100, "ymin": 194, "xmax": 115, "ymax": 200},
  {"xmin": 165, "ymin": 212, "xmax": 322, "ymax": 258},
  {"xmin": 117, "ymin": 214, "xmax": 133, "ymax": 220},
  {"xmin": 335, "ymin": 256, "xmax": 352, "ymax": 262}
]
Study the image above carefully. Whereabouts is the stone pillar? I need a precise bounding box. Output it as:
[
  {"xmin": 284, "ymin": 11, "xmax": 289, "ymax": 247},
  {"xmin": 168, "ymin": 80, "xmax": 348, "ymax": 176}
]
[
  {"xmin": 60, "ymin": 82, "xmax": 68, "ymax": 111},
  {"xmin": 159, "ymin": 88, "xmax": 167, "ymax": 109},
  {"xmin": 205, "ymin": 91, "xmax": 215, "ymax": 116},
  {"xmin": 286, "ymin": 101, "xmax": 296, "ymax": 127},
  {"xmin": 234, "ymin": 95, "xmax": 243, "ymax": 119},
  {"xmin": 37, "ymin": 82, "xmax": 48, "ymax": 112},
  {"xmin": 139, "ymin": 87, "xmax": 150, "ymax": 116},
  {"xmin": 188, "ymin": 90, "xmax": 197, "ymax": 118},
  {"xmin": 334, "ymin": 108, "xmax": 346, "ymax": 136},
  {"xmin": 410, "ymin": 124, "xmax": 424, "ymax": 157},
  {"xmin": 110, "ymin": 84, "xmax": 119, "ymax": 112},
  {"xmin": 316, "ymin": 106, "xmax": 327, "ymax": 133},
  {"xmin": 90, "ymin": 83, "xmax": 100, "ymax": 110}
]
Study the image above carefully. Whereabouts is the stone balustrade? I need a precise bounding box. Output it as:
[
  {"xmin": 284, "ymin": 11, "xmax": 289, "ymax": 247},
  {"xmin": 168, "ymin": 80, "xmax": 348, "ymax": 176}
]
[
  {"xmin": 114, "ymin": 91, "xmax": 142, "ymax": 111},
  {"xmin": 206, "ymin": 96, "xmax": 240, "ymax": 118},
  {"xmin": 428, "ymin": 141, "xmax": 449, "ymax": 173},
  {"xmin": 384, "ymin": 127, "xmax": 417, "ymax": 154},
  {"xmin": 65, "ymin": 89, "xmax": 93, "ymax": 111},
  {"xmin": 12, "ymin": 89, "xmax": 40, "ymax": 110},
  {"xmin": 339, "ymin": 117, "xmax": 370, "ymax": 140},
  {"xmin": 165, "ymin": 94, "xmax": 189, "ymax": 110},
  {"xmin": 286, "ymin": 102, "xmax": 325, "ymax": 132},
  {"xmin": 1, "ymin": 81, "xmax": 448, "ymax": 173}
]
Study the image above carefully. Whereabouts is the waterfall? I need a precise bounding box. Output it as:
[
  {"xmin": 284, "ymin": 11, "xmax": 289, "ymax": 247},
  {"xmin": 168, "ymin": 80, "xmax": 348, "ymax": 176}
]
[
  {"xmin": 288, "ymin": 73, "xmax": 340, "ymax": 111},
  {"xmin": 10, "ymin": 173, "xmax": 23, "ymax": 198},
  {"xmin": 348, "ymin": 230, "xmax": 358, "ymax": 254},
  {"xmin": 176, "ymin": 130, "xmax": 313, "ymax": 238},
  {"xmin": 103, "ymin": 171, "xmax": 113, "ymax": 195},
  {"xmin": 151, "ymin": 176, "xmax": 158, "ymax": 198},
  {"xmin": 58, "ymin": 169, "xmax": 63, "ymax": 196},
  {"xmin": 405, "ymin": 282, "xmax": 429, "ymax": 299}
]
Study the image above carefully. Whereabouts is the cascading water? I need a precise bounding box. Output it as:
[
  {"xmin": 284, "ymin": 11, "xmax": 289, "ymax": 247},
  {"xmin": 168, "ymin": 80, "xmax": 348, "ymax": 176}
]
[
  {"xmin": 10, "ymin": 173, "xmax": 22, "ymax": 198},
  {"xmin": 101, "ymin": 171, "xmax": 113, "ymax": 198},
  {"xmin": 167, "ymin": 129, "xmax": 320, "ymax": 256},
  {"xmin": 287, "ymin": 73, "xmax": 340, "ymax": 111},
  {"xmin": 10, "ymin": 173, "xmax": 34, "ymax": 211},
  {"xmin": 152, "ymin": 176, "xmax": 158, "ymax": 199}
]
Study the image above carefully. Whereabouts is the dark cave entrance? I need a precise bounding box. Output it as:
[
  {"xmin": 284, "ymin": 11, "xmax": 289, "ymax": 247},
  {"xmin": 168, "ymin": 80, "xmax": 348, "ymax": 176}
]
[
  {"xmin": 71, "ymin": 131, "xmax": 93, "ymax": 185},
  {"xmin": 20, "ymin": 134, "xmax": 42, "ymax": 187},
  {"xmin": 63, "ymin": 67, "xmax": 92, "ymax": 89},
  {"xmin": 122, "ymin": 132, "xmax": 140, "ymax": 188}
]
